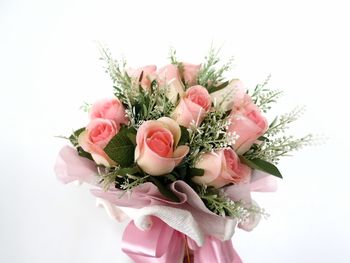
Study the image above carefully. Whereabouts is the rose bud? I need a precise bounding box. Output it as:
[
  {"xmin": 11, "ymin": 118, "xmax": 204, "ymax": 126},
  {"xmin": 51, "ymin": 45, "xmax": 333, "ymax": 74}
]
[
  {"xmin": 192, "ymin": 148, "xmax": 251, "ymax": 188},
  {"xmin": 78, "ymin": 118, "xmax": 118, "ymax": 167},
  {"xmin": 171, "ymin": 85, "xmax": 211, "ymax": 127},
  {"xmin": 135, "ymin": 117, "xmax": 189, "ymax": 175},
  {"xmin": 89, "ymin": 98, "xmax": 129, "ymax": 125}
]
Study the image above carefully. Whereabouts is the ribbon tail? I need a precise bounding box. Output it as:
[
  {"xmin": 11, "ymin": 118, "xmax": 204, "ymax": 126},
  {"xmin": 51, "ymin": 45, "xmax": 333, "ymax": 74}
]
[
  {"xmin": 193, "ymin": 236, "xmax": 242, "ymax": 263},
  {"xmin": 122, "ymin": 216, "xmax": 185, "ymax": 263}
]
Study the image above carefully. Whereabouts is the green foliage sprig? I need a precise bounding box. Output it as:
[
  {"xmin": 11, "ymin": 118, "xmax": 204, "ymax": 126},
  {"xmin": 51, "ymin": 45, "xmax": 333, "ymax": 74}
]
[
  {"xmin": 250, "ymin": 75, "xmax": 283, "ymax": 113},
  {"xmin": 243, "ymin": 79, "xmax": 314, "ymax": 172},
  {"xmin": 99, "ymin": 44, "xmax": 175, "ymax": 128},
  {"xmin": 132, "ymin": 81, "xmax": 175, "ymax": 127},
  {"xmin": 187, "ymin": 110, "xmax": 238, "ymax": 166},
  {"xmin": 199, "ymin": 187, "xmax": 268, "ymax": 220},
  {"xmin": 243, "ymin": 106, "xmax": 314, "ymax": 165},
  {"xmin": 244, "ymin": 134, "xmax": 314, "ymax": 164},
  {"xmin": 97, "ymin": 165, "xmax": 148, "ymax": 191},
  {"xmin": 198, "ymin": 46, "xmax": 233, "ymax": 92},
  {"xmin": 98, "ymin": 44, "xmax": 132, "ymax": 105},
  {"xmin": 242, "ymin": 105, "xmax": 314, "ymax": 165},
  {"xmin": 168, "ymin": 47, "xmax": 179, "ymax": 65},
  {"xmin": 79, "ymin": 102, "xmax": 92, "ymax": 113},
  {"xmin": 265, "ymin": 107, "xmax": 305, "ymax": 137}
]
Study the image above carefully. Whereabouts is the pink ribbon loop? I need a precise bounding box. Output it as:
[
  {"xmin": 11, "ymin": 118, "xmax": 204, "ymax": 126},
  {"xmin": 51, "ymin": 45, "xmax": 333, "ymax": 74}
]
[
  {"xmin": 192, "ymin": 236, "xmax": 242, "ymax": 263},
  {"xmin": 122, "ymin": 217, "xmax": 184, "ymax": 263},
  {"xmin": 122, "ymin": 216, "xmax": 242, "ymax": 263}
]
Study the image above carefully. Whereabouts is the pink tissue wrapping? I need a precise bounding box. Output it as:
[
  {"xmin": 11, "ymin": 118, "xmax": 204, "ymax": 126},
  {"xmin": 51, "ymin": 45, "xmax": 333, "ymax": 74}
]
[
  {"xmin": 54, "ymin": 146, "xmax": 98, "ymax": 184},
  {"xmin": 54, "ymin": 146, "xmax": 277, "ymax": 246}
]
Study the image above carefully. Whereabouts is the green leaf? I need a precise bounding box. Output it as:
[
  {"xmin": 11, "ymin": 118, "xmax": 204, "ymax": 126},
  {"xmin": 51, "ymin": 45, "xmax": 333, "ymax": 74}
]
[
  {"xmin": 149, "ymin": 176, "xmax": 180, "ymax": 202},
  {"xmin": 77, "ymin": 146, "xmax": 93, "ymax": 161},
  {"xmin": 69, "ymin": 127, "xmax": 85, "ymax": 146},
  {"xmin": 138, "ymin": 70, "xmax": 144, "ymax": 83},
  {"xmin": 150, "ymin": 79, "xmax": 158, "ymax": 91},
  {"xmin": 165, "ymin": 174, "xmax": 177, "ymax": 182},
  {"xmin": 67, "ymin": 128, "xmax": 93, "ymax": 161},
  {"xmin": 240, "ymin": 156, "xmax": 283, "ymax": 178},
  {"xmin": 208, "ymin": 80, "xmax": 229, "ymax": 93},
  {"xmin": 188, "ymin": 167, "xmax": 205, "ymax": 177},
  {"xmin": 125, "ymin": 127, "xmax": 137, "ymax": 145},
  {"xmin": 257, "ymin": 136, "xmax": 270, "ymax": 142},
  {"xmin": 178, "ymin": 125, "xmax": 189, "ymax": 145},
  {"xmin": 117, "ymin": 166, "xmax": 140, "ymax": 176},
  {"xmin": 104, "ymin": 127, "xmax": 136, "ymax": 167},
  {"xmin": 269, "ymin": 116, "xmax": 278, "ymax": 128},
  {"xmin": 172, "ymin": 163, "xmax": 187, "ymax": 179},
  {"xmin": 126, "ymin": 132, "xmax": 136, "ymax": 145}
]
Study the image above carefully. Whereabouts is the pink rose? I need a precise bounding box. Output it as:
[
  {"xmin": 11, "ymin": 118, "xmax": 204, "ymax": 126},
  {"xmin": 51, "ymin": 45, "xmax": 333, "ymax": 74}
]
[
  {"xmin": 231, "ymin": 87, "xmax": 254, "ymax": 115},
  {"xmin": 128, "ymin": 65, "xmax": 157, "ymax": 91},
  {"xmin": 135, "ymin": 117, "xmax": 189, "ymax": 175},
  {"xmin": 182, "ymin": 63, "xmax": 201, "ymax": 86},
  {"xmin": 78, "ymin": 118, "xmax": 118, "ymax": 166},
  {"xmin": 210, "ymin": 79, "xmax": 245, "ymax": 112},
  {"xmin": 228, "ymin": 103, "xmax": 268, "ymax": 155},
  {"xmin": 157, "ymin": 64, "xmax": 183, "ymax": 103},
  {"xmin": 158, "ymin": 63, "xmax": 201, "ymax": 87},
  {"xmin": 225, "ymin": 84, "xmax": 268, "ymax": 154},
  {"xmin": 192, "ymin": 148, "xmax": 251, "ymax": 188},
  {"xmin": 157, "ymin": 64, "xmax": 180, "ymax": 86},
  {"xmin": 171, "ymin": 85, "xmax": 211, "ymax": 127},
  {"xmin": 89, "ymin": 98, "xmax": 128, "ymax": 125}
]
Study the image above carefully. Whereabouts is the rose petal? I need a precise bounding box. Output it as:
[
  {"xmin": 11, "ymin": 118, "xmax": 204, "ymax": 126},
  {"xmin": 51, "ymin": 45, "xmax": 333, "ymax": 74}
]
[
  {"xmin": 172, "ymin": 145, "xmax": 190, "ymax": 166},
  {"xmin": 78, "ymin": 130, "xmax": 115, "ymax": 167},
  {"xmin": 172, "ymin": 98, "xmax": 206, "ymax": 128},
  {"xmin": 192, "ymin": 151, "xmax": 222, "ymax": 186},
  {"xmin": 157, "ymin": 117, "xmax": 181, "ymax": 147},
  {"xmin": 230, "ymin": 115, "xmax": 263, "ymax": 155},
  {"xmin": 136, "ymin": 120, "xmax": 164, "ymax": 146},
  {"xmin": 157, "ymin": 64, "xmax": 179, "ymax": 86},
  {"xmin": 136, "ymin": 144, "xmax": 175, "ymax": 176}
]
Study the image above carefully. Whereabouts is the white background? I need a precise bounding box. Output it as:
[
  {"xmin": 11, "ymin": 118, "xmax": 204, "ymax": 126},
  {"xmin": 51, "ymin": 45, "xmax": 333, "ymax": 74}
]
[{"xmin": 1, "ymin": 0, "xmax": 349, "ymax": 262}]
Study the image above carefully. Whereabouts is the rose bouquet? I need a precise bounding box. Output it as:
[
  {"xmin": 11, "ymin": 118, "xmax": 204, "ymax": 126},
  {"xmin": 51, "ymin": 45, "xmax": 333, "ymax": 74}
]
[{"xmin": 54, "ymin": 46, "xmax": 312, "ymax": 263}]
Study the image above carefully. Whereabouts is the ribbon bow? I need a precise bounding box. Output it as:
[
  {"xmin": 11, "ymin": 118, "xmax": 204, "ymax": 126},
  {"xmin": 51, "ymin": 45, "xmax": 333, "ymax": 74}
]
[{"xmin": 122, "ymin": 216, "xmax": 243, "ymax": 263}]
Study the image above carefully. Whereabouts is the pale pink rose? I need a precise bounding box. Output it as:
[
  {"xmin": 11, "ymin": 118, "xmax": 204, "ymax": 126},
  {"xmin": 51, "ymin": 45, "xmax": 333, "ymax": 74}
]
[
  {"xmin": 78, "ymin": 118, "xmax": 118, "ymax": 166},
  {"xmin": 135, "ymin": 117, "xmax": 189, "ymax": 176},
  {"xmin": 182, "ymin": 63, "xmax": 201, "ymax": 86},
  {"xmin": 166, "ymin": 78, "xmax": 185, "ymax": 104},
  {"xmin": 192, "ymin": 148, "xmax": 251, "ymax": 188},
  {"xmin": 157, "ymin": 64, "xmax": 183, "ymax": 103},
  {"xmin": 171, "ymin": 85, "xmax": 211, "ymax": 127},
  {"xmin": 157, "ymin": 64, "xmax": 180, "ymax": 86},
  {"xmin": 89, "ymin": 98, "xmax": 128, "ymax": 125},
  {"xmin": 128, "ymin": 65, "xmax": 157, "ymax": 91},
  {"xmin": 210, "ymin": 79, "xmax": 246, "ymax": 112},
  {"xmin": 228, "ymin": 104, "xmax": 268, "ymax": 155},
  {"xmin": 232, "ymin": 90, "xmax": 254, "ymax": 115},
  {"xmin": 226, "ymin": 85, "xmax": 268, "ymax": 154}
]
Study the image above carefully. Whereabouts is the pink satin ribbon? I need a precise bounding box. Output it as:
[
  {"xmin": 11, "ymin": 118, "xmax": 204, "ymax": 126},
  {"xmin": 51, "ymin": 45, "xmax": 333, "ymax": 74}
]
[{"xmin": 122, "ymin": 216, "xmax": 242, "ymax": 263}]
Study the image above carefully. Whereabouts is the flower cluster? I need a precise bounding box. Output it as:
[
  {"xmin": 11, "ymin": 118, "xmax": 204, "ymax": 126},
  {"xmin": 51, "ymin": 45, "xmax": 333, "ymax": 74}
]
[{"xmin": 63, "ymin": 46, "xmax": 312, "ymax": 220}]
